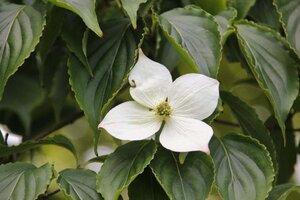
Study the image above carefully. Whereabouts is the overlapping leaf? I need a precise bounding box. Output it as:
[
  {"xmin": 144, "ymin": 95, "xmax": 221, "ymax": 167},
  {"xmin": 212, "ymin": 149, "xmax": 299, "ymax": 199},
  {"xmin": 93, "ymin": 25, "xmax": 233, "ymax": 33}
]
[
  {"xmin": 120, "ymin": 0, "xmax": 147, "ymax": 29},
  {"xmin": 68, "ymin": 18, "xmax": 140, "ymax": 143},
  {"xmin": 220, "ymin": 91, "xmax": 277, "ymax": 174},
  {"xmin": 0, "ymin": 162, "xmax": 53, "ymax": 200},
  {"xmin": 274, "ymin": 0, "xmax": 300, "ymax": 57},
  {"xmin": 235, "ymin": 21, "xmax": 299, "ymax": 141},
  {"xmin": 58, "ymin": 168, "xmax": 103, "ymax": 200},
  {"xmin": 48, "ymin": 0, "xmax": 102, "ymax": 37},
  {"xmin": 0, "ymin": 3, "xmax": 46, "ymax": 99},
  {"xmin": 210, "ymin": 134, "xmax": 274, "ymax": 200},
  {"xmin": 267, "ymin": 184, "xmax": 300, "ymax": 200},
  {"xmin": 150, "ymin": 147, "xmax": 214, "ymax": 200},
  {"xmin": 97, "ymin": 140, "xmax": 157, "ymax": 200},
  {"xmin": 0, "ymin": 135, "xmax": 77, "ymax": 160},
  {"xmin": 226, "ymin": 0, "xmax": 256, "ymax": 18},
  {"xmin": 157, "ymin": 5, "xmax": 221, "ymax": 78}
]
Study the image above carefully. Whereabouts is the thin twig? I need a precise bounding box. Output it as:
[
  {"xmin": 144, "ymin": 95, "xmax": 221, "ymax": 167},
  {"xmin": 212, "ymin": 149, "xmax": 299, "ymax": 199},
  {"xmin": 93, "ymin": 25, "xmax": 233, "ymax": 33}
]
[
  {"xmin": 41, "ymin": 189, "xmax": 60, "ymax": 199},
  {"xmin": 34, "ymin": 111, "xmax": 84, "ymax": 140}
]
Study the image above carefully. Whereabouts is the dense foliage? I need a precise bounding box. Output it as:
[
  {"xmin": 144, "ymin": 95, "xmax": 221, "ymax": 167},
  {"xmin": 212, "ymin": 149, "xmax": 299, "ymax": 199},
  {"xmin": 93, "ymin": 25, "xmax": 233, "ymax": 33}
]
[{"xmin": 0, "ymin": 0, "xmax": 300, "ymax": 199}]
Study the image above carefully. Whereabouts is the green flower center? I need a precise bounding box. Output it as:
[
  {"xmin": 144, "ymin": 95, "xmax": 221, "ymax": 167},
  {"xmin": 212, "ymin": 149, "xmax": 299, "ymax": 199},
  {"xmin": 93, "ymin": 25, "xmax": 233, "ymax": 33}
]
[{"xmin": 155, "ymin": 101, "xmax": 172, "ymax": 120}]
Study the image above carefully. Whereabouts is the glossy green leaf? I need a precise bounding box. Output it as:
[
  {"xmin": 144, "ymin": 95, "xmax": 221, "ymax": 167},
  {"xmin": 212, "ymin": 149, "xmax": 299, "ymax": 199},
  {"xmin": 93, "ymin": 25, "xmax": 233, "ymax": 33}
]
[
  {"xmin": 227, "ymin": 0, "xmax": 256, "ymax": 18},
  {"xmin": 274, "ymin": 0, "xmax": 300, "ymax": 57},
  {"xmin": 266, "ymin": 117, "xmax": 297, "ymax": 183},
  {"xmin": 120, "ymin": 0, "xmax": 147, "ymax": 29},
  {"xmin": 97, "ymin": 140, "xmax": 157, "ymax": 200},
  {"xmin": 58, "ymin": 168, "xmax": 103, "ymax": 200},
  {"xmin": 235, "ymin": 21, "xmax": 299, "ymax": 141},
  {"xmin": 209, "ymin": 134, "xmax": 274, "ymax": 200},
  {"xmin": 0, "ymin": 3, "xmax": 46, "ymax": 99},
  {"xmin": 68, "ymin": 18, "xmax": 140, "ymax": 144},
  {"xmin": 0, "ymin": 74, "xmax": 46, "ymax": 134},
  {"xmin": 48, "ymin": 0, "xmax": 102, "ymax": 37},
  {"xmin": 183, "ymin": 0, "xmax": 227, "ymax": 14},
  {"xmin": 267, "ymin": 184, "xmax": 300, "ymax": 200},
  {"xmin": 36, "ymin": 7, "xmax": 64, "ymax": 63},
  {"xmin": 248, "ymin": 0, "xmax": 280, "ymax": 30},
  {"xmin": 0, "ymin": 135, "xmax": 77, "ymax": 160},
  {"xmin": 150, "ymin": 147, "xmax": 214, "ymax": 200},
  {"xmin": 220, "ymin": 91, "xmax": 277, "ymax": 174},
  {"xmin": 128, "ymin": 167, "xmax": 169, "ymax": 200},
  {"xmin": 157, "ymin": 5, "xmax": 222, "ymax": 78},
  {"xmin": 215, "ymin": 7, "xmax": 237, "ymax": 42},
  {"xmin": 0, "ymin": 162, "xmax": 53, "ymax": 200}
]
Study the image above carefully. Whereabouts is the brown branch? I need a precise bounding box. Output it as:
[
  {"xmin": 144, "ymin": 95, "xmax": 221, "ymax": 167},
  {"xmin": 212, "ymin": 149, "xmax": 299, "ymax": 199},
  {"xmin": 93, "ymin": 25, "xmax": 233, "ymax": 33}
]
[
  {"xmin": 34, "ymin": 111, "xmax": 84, "ymax": 140},
  {"xmin": 41, "ymin": 189, "xmax": 60, "ymax": 199}
]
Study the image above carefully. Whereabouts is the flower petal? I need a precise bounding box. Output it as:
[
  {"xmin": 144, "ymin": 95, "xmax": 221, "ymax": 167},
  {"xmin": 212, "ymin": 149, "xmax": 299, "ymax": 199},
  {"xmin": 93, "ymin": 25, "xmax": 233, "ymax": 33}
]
[
  {"xmin": 168, "ymin": 73, "xmax": 219, "ymax": 121},
  {"xmin": 129, "ymin": 50, "xmax": 172, "ymax": 108},
  {"xmin": 159, "ymin": 116, "xmax": 213, "ymax": 152},
  {"xmin": 98, "ymin": 101, "xmax": 162, "ymax": 140}
]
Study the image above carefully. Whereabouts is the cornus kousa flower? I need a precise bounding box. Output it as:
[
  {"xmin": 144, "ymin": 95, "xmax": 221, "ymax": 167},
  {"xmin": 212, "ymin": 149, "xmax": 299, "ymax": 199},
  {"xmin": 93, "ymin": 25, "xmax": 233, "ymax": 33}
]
[{"xmin": 98, "ymin": 50, "xmax": 219, "ymax": 153}]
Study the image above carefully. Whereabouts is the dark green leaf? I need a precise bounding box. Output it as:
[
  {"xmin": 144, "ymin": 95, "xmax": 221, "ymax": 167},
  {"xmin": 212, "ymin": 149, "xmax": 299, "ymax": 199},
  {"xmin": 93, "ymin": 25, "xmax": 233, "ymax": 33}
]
[
  {"xmin": 68, "ymin": 18, "xmax": 140, "ymax": 144},
  {"xmin": 209, "ymin": 134, "xmax": 274, "ymax": 200},
  {"xmin": 48, "ymin": 0, "xmax": 102, "ymax": 37},
  {"xmin": 226, "ymin": 0, "xmax": 255, "ymax": 18},
  {"xmin": 184, "ymin": 0, "xmax": 227, "ymax": 14},
  {"xmin": 58, "ymin": 168, "xmax": 103, "ymax": 200},
  {"xmin": 157, "ymin": 5, "xmax": 222, "ymax": 78},
  {"xmin": 0, "ymin": 162, "xmax": 53, "ymax": 200},
  {"xmin": 274, "ymin": 0, "xmax": 300, "ymax": 58},
  {"xmin": 220, "ymin": 91, "xmax": 277, "ymax": 175},
  {"xmin": 0, "ymin": 3, "xmax": 46, "ymax": 99},
  {"xmin": 248, "ymin": 0, "xmax": 280, "ymax": 30},
  {"xmin": 215, "ymin": 7, "xmax": 237, "ymax": 43},
  {"xmin": 62, "ymin": 14, "xmax": 93, "ymax": 76},
  {"xmin": 267, "ymin": 184, "xmax": 300, "ymax": 200},
  {"xmin": 0, "ymin": 135, "xmax": 77, "ymax": 160},
  {"xmin": 235, "ymin": 21, "xmax": 299, "ymax": 142},
  {"xmin": 266, "ymin": 117, "xmax": 297, "ymax": 184},
  {"xmin": 128, "ymin": 167, "xmax": 169, "ymax": 200},
  {"xmin": 97, "ymin": 140, "xmax": 157, "ymax": 200},
  {"xmin": 36, "ymin": 7, "xmax": 64, "ymax": 63},
  {"xmin": 150, "ymin": 147, "xmax": 214, "ymax": 200},
  {"xmin": 0, "ymin": 75, "xmax": 46, "ymax": 134},
  {"xmin": 120, "ymin": 0, "xmax": 147, "ymax": 29}
]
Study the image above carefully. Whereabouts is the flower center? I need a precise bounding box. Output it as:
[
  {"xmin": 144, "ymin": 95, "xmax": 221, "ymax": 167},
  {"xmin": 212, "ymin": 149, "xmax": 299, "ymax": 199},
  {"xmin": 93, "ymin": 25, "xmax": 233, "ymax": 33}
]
[{"xmin": 155, "ymin": 101, "xmax": 172, "ymax": 120}]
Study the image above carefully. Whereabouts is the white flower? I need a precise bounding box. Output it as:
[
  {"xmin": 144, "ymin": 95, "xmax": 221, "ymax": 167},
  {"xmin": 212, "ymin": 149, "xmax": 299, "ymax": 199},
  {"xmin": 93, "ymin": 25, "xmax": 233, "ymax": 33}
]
[{"xmin": 98, "ymin": 50, "xmax": 219, "ymax": 152}]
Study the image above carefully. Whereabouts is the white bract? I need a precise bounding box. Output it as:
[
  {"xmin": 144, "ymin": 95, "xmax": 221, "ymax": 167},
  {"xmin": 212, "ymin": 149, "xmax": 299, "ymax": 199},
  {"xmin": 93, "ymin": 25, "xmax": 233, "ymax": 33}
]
[{"xmin": 98, "ymin": 50, "xmax": 219, "ymax": 152}]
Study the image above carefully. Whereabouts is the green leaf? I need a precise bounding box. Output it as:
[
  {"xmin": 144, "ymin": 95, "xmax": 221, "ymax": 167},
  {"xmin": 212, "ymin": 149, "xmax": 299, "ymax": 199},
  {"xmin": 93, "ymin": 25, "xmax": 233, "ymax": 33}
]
[
  {"xmin": 62, "ymin": 14, "xmax": 93, "ymax": 76},
  {"xmin": 150, "ymin": 147, "xmax": 214, "ymax": 200},
  {"xmin": 128, "ymin": 167, "xmax": 169, "ymax": 200},
  {"xmin": 36, "ymin": 7, "xmax": 65, "ymax": 64},
  {"xmin": 186, "ymin": 0, "xmax": 227, "ymax": 14},
  {"xmin": 68, "ymin": 18, "xmax": 140, "ymax": 144},
  {"xmin": 0, "ymin": 3, "xmax": 46, "ymax": 99},
  {"xmin": 215, "ymin": 7, "xmax": 237, "ymax": 43},
  {"xmin": 220, "ymin": 91, "xmax": 277, "ymax": 175},
  {"xmin": 209, "ymin": 134, "xmax": 275, "ymax": 200},
  {"xmin": 265, "ymin": 117, "xmax": 297, "ymax": 184},
  {"xmin": 248, "ymin": 0, "xmax": 280, "ymax": 30},
  {"xmin": 267, "ymin": 184, "xmax": 300, "ymax": 200},
  {"xmin": 0, "ymin": 74, "xmax": 46, "ymax": 134},
  {"xmin": 0, "ymin": 162, "xmax": 53, "ymax": 200},
  {"xmin": 120, "ymin": 0, "xmax": 147, "ymax": 29},
  {"xmin": 274, "ymin": 0, "xmax": 300, "ymax": 58},
  {"xmin": 235, "ymin": 21, "xmax": 299, "ymax": 142},
  {"xmin": 97, "ymin": 140, "xmax": 157, "ymax": 200},
  {"xmin": 227, "ymin": 0, "xmax": 256, "ymax": 18},
  {"xmin": 48, "ymin": 0, "xmax": 102, "ymax": 37},
  {"xmin": 58, "ymin": 168, "xmax": 103, "ymax": 200},
  {"xmin": 0, "ymin": 135, "xmax": 77, "ymax": 160},
  {"xmin": 157, "ymin": 5, "xmax": 222, "ymax": 78}
]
